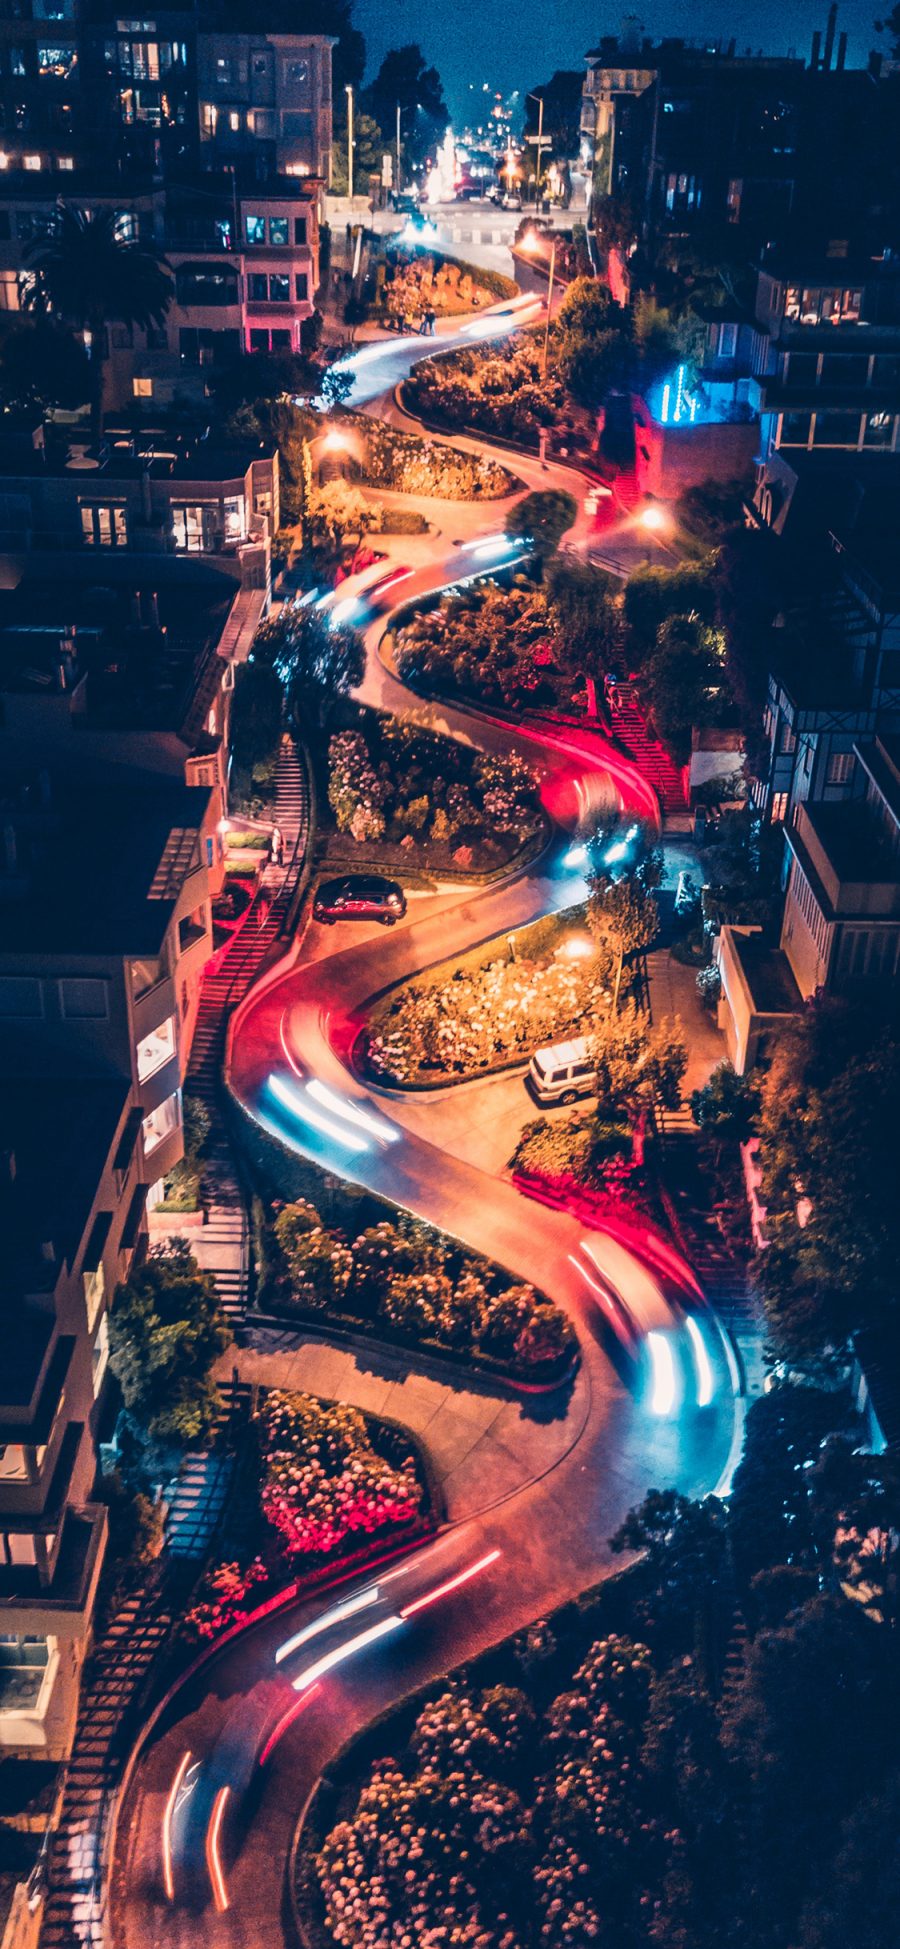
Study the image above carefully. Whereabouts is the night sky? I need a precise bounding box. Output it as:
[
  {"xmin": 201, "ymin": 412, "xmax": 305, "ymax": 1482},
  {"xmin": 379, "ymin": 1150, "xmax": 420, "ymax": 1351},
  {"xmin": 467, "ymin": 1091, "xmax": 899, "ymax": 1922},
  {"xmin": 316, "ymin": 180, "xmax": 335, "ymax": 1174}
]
[{"xmin": 354, "ymin": 0, "xmax": 885, "ymax": 124}]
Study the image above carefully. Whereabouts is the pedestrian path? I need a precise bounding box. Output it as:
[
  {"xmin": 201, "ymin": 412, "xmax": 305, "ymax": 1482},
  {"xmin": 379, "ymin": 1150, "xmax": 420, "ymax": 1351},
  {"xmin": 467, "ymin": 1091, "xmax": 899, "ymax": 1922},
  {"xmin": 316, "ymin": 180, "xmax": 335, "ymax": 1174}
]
[
  {"xmin": 610, "ymin": 683, "xmax": 689, "ymax": 815},
  {"xmin": 158, "ymin": 734, "xmax": 310, "ymax": 1325}
]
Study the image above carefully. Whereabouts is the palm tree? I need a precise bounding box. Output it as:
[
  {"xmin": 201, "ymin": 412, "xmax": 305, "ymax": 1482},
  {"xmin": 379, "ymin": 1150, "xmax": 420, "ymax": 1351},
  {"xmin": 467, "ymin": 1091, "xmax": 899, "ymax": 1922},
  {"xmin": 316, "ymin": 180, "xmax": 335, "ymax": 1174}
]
[{"xmin": 21, "ymin": 206, "xmax": 173, "ymax": 440}]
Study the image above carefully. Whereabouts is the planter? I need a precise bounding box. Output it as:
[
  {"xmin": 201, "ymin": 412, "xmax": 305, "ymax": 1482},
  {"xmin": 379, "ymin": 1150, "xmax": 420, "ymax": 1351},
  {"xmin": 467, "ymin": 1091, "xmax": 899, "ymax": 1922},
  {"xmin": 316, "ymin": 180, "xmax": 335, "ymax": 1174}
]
[
  {"xmin": 147, "ymin": 1205, "xmax": 205, "ymax": 1230},
  {"xmin": 252, "ymin": 1304, "xmax": 578, "ymax": 1395}
]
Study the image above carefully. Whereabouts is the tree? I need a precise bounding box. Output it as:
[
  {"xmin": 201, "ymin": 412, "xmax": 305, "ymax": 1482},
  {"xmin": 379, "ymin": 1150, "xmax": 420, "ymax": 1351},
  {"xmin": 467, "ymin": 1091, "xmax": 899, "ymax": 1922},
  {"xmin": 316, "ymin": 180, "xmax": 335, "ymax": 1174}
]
[
  {"xmin": 588, "ymin": 876, "xmax": 659, "ymax": 1007},
  {"xmin": 675, "ymin": 476, "xmax": 747, "ymax": 552},
  {"xmin": 690, "ymin": 1062, "xmax": 759, "ymax": 1152},
  {"xmin": 643, "ymin": 614, "xmax": 725, "ymax": 766},
  {"xmin": 794, "ymin": 1771, "xmax": 900, "ymax": 1949},
  {"xmin": 229, "ymin": 659, "xmax": 283, "ymax": 778},
  {"xmin": 0, "ymin": 315, "xmax": 89, "ymax": 414},
  {"xmin": 523, "ymin": 70, "xmax": 584, "ymax": 161},
  {"xmin": 330, "ymin": 105, "xmax": 385, "ymax": 194},
  {"xmin": 252, "ymin": 602, "xmax": 363, "ymax": 731},
  {"xmin": 505, "ymin": 488, "xmax": 576, "ymax": 559},
  {"xmin": 624, "ymin": 561, "xmax": 717, "ymax": 662},
  {"xmin": 543, "ymin": 556, "xmax": 624, "ymax": 677},
  {"xmin": 307, "ymin": 479, "xmax": 380, "ymax": 553},
  {"xmin": 363, "ymin": 45, "xmax": 447, "ymax": 167},
  {"xmin": 109, "ymin": 1240, "xmax": 229, "ymax": 1446},
  {"xmin": 22, "ymin": 206, "xmax": 172, "ymax": 439},
  {"xmin": 610, "ymin": 1489, "xmax": 732, "ymax": 1673},
  {"xmin": 755, "ymin": 1005, "xmax": 900, "ymax": 1363},
  {"xmin": 591, "ymin": 999, "xmax": 687, "ymax": 1140}
]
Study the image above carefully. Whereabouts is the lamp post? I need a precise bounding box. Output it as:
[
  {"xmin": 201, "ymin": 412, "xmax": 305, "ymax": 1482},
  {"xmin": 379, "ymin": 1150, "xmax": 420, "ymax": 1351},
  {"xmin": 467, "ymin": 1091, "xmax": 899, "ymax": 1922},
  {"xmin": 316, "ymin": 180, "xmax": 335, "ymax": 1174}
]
[
  {"xmin": 520, "ymin": 227, "xmax": 557, "ymax": 380},
  {"xmin": 395, "ymin": 101, "xmax": 402, "ymax": 195},
  {"xmin": 526, "ymin": 90, "xmax": 549, "ymax": 204},
  {"xmin": 345, "ymin": 83, "xmax": 354, "ymax": 204}
]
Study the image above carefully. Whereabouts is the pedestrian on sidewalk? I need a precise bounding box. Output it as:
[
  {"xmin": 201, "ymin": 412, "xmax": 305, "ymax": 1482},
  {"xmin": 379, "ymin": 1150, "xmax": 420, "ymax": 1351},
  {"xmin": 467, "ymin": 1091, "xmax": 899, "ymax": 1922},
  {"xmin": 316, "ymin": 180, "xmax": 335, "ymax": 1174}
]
[{"xmin": 270, "ymin": 824, "xmax": 283, "ymax": 867}]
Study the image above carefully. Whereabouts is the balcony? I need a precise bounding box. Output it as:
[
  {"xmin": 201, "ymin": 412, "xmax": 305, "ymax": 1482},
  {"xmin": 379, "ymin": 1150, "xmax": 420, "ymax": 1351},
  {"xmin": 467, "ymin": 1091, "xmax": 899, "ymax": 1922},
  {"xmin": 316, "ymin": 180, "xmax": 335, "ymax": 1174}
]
[
  {"xmin": 0, "ymin": 1505, "xmax": 107, "ymax": 1638},
  {"xmin": 789, "ymin": 801, "xmax": 900, "ymax": 918},
  {"xmin": 131, "ymin": 969, "xmax": 176, "ymax": 1042}
]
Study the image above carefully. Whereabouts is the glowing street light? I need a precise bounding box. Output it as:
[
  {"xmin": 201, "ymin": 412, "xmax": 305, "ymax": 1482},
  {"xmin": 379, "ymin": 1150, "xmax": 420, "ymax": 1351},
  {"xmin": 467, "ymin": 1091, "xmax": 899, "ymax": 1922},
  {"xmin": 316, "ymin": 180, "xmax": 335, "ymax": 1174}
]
[
  {"xmin": 638, "ymin": 501, "xmax": 668, "ymax": 533},
  {"xmin": 320, "ymin": 427, "xmax": 351, "ymax": 454}
]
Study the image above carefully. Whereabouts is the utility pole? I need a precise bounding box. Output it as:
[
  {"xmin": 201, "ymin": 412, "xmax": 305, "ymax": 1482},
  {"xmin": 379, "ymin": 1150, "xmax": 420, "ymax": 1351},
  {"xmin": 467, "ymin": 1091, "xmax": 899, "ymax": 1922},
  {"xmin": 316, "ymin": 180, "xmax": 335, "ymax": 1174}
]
[
  {"xmin": 535, "ymin": 92, "xmax": 544, "ymax": 199},
  {"xmin": 345, "ymin": 83, "xmax": 354, "ymax": 204},
  {"xmin": 395, "ymin": 101, "xmax": 402, "ymax": 194}
]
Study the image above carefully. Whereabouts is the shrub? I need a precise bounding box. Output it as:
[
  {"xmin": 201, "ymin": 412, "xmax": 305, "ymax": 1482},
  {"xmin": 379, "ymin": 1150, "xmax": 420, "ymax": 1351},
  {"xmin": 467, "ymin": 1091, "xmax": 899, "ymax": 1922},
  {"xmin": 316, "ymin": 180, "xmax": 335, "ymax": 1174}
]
[{"xmin": 259, "ymin": 1389, "xmax": 423, "ymax": 1558}]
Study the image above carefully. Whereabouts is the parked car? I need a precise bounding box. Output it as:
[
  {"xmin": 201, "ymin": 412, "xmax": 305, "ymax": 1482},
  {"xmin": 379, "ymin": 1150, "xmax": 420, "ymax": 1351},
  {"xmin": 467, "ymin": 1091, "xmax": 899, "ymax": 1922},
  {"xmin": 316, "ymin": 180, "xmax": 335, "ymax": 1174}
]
[
  {"xmin": 313, "ymin": 875, "xmax": 407, "ymax": 926},
  {"xmin": 527, "ymin": 1036, "xmax": 597, "ymax": 1105}
]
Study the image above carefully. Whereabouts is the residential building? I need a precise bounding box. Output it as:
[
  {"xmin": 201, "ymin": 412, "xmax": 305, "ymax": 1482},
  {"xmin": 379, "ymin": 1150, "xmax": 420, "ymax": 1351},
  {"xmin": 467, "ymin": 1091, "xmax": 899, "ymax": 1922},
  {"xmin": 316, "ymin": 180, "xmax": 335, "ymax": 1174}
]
[
  {"xmin": 0, "ymin": 1080, "xmax": 143, "ymax": 1759},
  {"xmin": 0, "ymin": 766, "xmax": 218, "ymax": 1195},
  {"xmin": 715, "ymin": 924, "xmax": 803, "ymax": 1073},
  {"xmin": 778, "ymin": 733, "xmax": 900, "ymax": 996},
  {"xmin": 196, "ymin": 31, "xmax": 333, "ymax": 181}
]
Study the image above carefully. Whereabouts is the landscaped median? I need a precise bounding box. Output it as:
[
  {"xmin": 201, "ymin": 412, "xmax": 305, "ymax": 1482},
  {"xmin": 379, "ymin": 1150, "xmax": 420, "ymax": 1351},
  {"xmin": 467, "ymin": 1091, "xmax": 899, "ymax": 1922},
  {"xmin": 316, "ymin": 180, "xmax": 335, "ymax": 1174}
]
[
  {"xmin": 359, "ymin": 905, "xmax": 598, "ymax": 1088},
  {"xmin": 250, "ymin": 1191, "xmax": 577, "ymax": 1393}
]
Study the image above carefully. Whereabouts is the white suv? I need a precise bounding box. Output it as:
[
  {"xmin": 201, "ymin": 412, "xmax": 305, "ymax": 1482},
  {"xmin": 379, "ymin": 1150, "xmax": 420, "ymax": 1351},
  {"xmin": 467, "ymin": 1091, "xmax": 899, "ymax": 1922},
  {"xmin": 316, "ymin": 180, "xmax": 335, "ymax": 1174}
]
[{"xmin": 527, "ymin": 1036, "xmax": 597, "ymax": 1106}]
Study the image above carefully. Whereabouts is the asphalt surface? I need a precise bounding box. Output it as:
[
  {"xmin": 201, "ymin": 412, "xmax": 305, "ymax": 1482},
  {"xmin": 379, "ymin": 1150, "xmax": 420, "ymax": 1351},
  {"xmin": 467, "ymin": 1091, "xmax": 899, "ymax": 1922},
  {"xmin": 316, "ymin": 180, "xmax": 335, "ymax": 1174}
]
[{"xmin": 110, "ymin": 334, "xmax": 741, "ymax": 1949}]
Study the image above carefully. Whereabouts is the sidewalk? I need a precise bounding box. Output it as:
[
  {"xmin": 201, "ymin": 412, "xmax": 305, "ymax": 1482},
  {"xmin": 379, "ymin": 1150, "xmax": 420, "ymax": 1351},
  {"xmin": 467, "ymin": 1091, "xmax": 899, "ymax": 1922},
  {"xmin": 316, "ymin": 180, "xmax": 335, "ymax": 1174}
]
[{"xmin": 216, "ymin": 1328, "xmax": 589, "ymax": 1526}]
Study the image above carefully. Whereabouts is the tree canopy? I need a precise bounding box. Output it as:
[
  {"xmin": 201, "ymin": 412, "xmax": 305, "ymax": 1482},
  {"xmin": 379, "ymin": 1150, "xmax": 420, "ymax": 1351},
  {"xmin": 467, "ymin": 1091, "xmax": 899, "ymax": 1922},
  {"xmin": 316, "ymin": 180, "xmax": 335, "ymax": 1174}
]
[
  {"xmin": 363, "ymin": 44, "xmax": 447, "ymax": 167},
  {"xmin": 253, "ymin": 601, "xmax": 364, "ymax": 730},
  {"xmin": 109, "ymin": 1239, "xmax": 229, "ymax": 1446}
]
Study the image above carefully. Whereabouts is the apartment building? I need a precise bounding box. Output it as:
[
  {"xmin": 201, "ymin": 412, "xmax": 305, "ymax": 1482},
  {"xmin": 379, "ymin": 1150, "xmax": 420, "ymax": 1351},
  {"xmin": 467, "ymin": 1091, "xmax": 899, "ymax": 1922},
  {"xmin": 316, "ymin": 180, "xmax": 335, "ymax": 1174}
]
[
  {"xmin": 779, "ymin": 733, "xmax": 900, "ymax": 995},
  {"xmin": 195, "ymin": 31, "xmax": 333, "ymax": 181}
]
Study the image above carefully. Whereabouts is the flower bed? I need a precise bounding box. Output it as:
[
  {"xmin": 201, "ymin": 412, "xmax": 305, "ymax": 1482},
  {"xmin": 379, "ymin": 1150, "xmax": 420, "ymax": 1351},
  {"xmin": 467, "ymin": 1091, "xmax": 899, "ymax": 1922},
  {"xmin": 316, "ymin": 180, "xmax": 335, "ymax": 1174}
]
[
  {"xmin": 377, "ymin": 247, "xmax": 516, "ymax": 326},
  {"xmin": 392, "ymin": 578, "xmax": 584, "ymax": 717},
  {"xmin": 257, "ymin": 1200, "xmax": 577, "ymax": 1388},
  {"xmin": 362, "ymin": 914, "xmax": 604, "ymax": 1087},
  {"xmin": 326, "ymin": 712, "xmax": 542, "ymax": 868},
  {"xmin": 404, "ymin": 333, "xmax": 566, "ymax": 446},
  {"xmin": 260, "ymin": 1390, "xmax": 423, "ymax": 1560}
]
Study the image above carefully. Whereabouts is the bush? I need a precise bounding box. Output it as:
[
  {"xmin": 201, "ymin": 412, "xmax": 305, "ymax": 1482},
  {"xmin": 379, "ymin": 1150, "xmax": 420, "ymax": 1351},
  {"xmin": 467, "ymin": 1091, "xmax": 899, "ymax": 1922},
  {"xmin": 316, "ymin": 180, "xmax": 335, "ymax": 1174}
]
[
  {"xmin": 325, "ymin": 710, "xmax": 542, "ymax": 864},
  {"xmin": 259, "ymin": 1388, "xmax": 423, "ymax": 1558},
  {"xmin": 505, "ymin": 488, "xmax": 578, "ymax": 558}
]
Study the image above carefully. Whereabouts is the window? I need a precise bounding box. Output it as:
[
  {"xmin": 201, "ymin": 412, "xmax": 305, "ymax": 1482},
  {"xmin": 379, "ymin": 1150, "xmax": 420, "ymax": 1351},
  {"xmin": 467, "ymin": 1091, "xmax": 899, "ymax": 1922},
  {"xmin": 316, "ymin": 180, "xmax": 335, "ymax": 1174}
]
[
  {"xmin": 244, "ymin": 214, "xmax": 265, "ymax": 245},
  {"xmin": 873, "ymin": 354, "xmax": 900, "ymax": 389},
  {"xmin": 201, "ymin": 100, "xmax": 216, "ymax": 135},
  {"xmin": 250, "ymin": 109, "xmax": 274, "ymax": 139},
  {"xmin": 295, "ymin": 270, "xmax": 308, "ymax": 303},
  {"xmin": 38, "ymin": 44, "xmax": 77, "ymax": 78},
  {"xmin": 247, "ymin": 271, "xmax": 268, "ymax": 303},
  {"xmin": 864, "ymin": 410, "xmax": 893, "ymax": 449},
  {"xmin": 80, "ymin": 503, "xmax": 127, "ymax": 547},
  {"xmin": 35, "ymin": 0, "xmax": 76, "ymax": 15},
  {"xmin": 0, "ymin": 976, "xmax": 42, "ymax": 1018},
  {"xmin": 133, "ymin": 377, "xmax": 153, "ymax": 398},
  {"xmin": 812, "ymin": 409, "xmax": 860, "ymax": 448},
  {"xmin": 91, "ymin": 1315, "xmax": 109, "ymax": 1394},
  {"xmin": 24, "ymin": 154, "xmax": 42, "ymax": 171},
  {"xmin": 10, "ymin": 48, "xmax": 27, "ymax": 77},
  {"xmin": 142, "ymin": 1089, "xmax": 181, "ymax": 1156},
  {"xmin": 135, "ymin": 1012, "xmax": 176, "ymax": 1082},
  {"xmin": 294, "ymin": 214, "xmax": 307, "ymax": 246},
  {"xmin": 222, "ymin": 495, "xmax": 243, "ymax": 540},
  {"xmin": 215, "ymin": 56, "xmax": 232, "ymax": 85},
  {"xmin": 284, "ymin": 59, "xmax": 308, "ymax": 85},
  {"xmin": 820, "ymin": 353, "xmax": 867, "ymax": 390},
  {"xmin": 83, "ymin": 1259, "xmax": 105, "ymax": 1333},
  {"xmin": 717, "ymin": 322, "xmax": 737, "ymax": 360},
  {"xmin": 0, "ymin": 1447, "xmax": 28, "ymax": 1483},
  {"xmin": 131, "ymin": 955, "xmax": 163, "ymax": 1000},
  {"xmin": 786, "ymin": 352, "xmax": 818, "ymax": 388},
  {"xmin": 269, "ymin": 272, "xmax": 289, "ymax": 302},
  {"xmin": 779, "ymin": 410, "xmax": 811, "ymax": 447},
  {"xmin": 779, "ymin": 721, "xmax": 797, "ymax": 755},
  {"xmin": 172, "ymin": 502, "xmax": 217, "ymax": 551},
  {"xmin": 827, "ymin": 751, "xmax": 855, "ymax": 786},
  {"xmin": 268, "ymin": 215, "xmax": 288, "ymax": 245},
  {"xmin": 178, "ymin": 903, "xmax": 207, "ymax": 951},
  {"xmin": 59, "ymin": 976, "xmax": 108, "ymax": 1018},
  {"xmin": 228, "ymin": 109, "xmax": 240, "ymax": 132},
  {"xmin": 57, "ymin": 154, "xmax": 73, "ymax": 169}
]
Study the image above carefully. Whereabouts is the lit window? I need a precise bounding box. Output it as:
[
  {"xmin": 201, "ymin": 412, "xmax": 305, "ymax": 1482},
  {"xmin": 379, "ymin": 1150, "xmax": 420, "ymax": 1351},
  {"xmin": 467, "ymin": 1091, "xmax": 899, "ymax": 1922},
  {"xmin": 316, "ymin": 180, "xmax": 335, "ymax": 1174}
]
[
  {"xmin": 244, "ymin": 214, "xmax": 265, "ymax": 244},
  {"xmin": 268, "ymin": 215, "xmax": 288, "ymax": 245},
  {"xmin": 57, "ymin": 154, "xmax": 74, "ymax": 168},
  {"xmin": 269, "ymin": 272, "xmax": 289, "ymax": 302},
  {"xmin": 222, "ymin": 495, "xmax": 244, "ymax": 540},
  {"xmin": 91, "ymin": 1315, "xmax": 109, "ymax": 1394},
  {"xmin": 201, "ymin": 101, "xmax": 216, "ymax": 135},
  {"xmin": 0, "ymin": 1447, "xmax": 28, "ymax": 1483},
  {"xmin": 827, "ymin": 751, "xmax": 855, "ymax": 786},
  {"xmin": 80, "ymin": 503, "xmax": 127, "ymax": 546},
  {"xmin": 228, "ymin": 109, "xmax": 239, "ymax": 132},
  {"xmin": 83, "ymin": 1261, "xmax": 105, "ymax": 1332},
  {"xmin": 24, "ymin": 154, "xmax": 42, "ymax": 171},
  {"xmin": 37, "ymin": 44, "xmax": 77, "ymax": 78},
  {"xmin": 142, "ymin": 1089, "xmax": 181, "ymax": 1156},
  {"xmin": 133, "ymin": 376, "xmax": 153, "ymax": 397},
  {"xmin": 135, "ymin": 1012, "xmax": 176, "ymax": 1082},
  {"xmin": 215, "ymin": 56, "xmax": 232, "ymax": 86},
  {"xmin": 771, "ymin": 792, "xmax": 788, "ymax": 823}
]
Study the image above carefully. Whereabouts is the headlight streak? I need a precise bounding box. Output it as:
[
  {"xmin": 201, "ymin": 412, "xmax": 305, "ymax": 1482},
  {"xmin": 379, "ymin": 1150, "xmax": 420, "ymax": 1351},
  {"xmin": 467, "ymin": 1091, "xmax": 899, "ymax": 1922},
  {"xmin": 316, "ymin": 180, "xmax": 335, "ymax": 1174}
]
[
  {"xmin": 398, "ymin": 1548, "xmax": 501, "ymax": 1618},
  {"xmin": 647, "ymin": 1331, "xmax": 678, "ymax": 1416},
  {"xmin": 274, "ymin": 1586, "xmax": 381, "ymax": 1665},
  {"xmin": 686, "ymin": 1315, "xmax": 714, "ymax": 1407},
  {"xmin": 305, "ymin": 1078, "xmax": 401, "ymax": 1145},
  {"xmin": 267, "ymin": 1073, "xmax": 369, "ymax": 1154},
  {"xmin": 161, "ymin": 1750, "xmax": 192, "ymax": 1903},
  {"xmin": 292, "ymin": 1614, "xmax": 404, "ymax": 1691},
  {"xmin": 258, "ymin": 1685, "xmax": 321, "ymax": 1767},
  {"xmin": 205, "ymin": 1785, "xmax": 231, "ymax": 1914}
]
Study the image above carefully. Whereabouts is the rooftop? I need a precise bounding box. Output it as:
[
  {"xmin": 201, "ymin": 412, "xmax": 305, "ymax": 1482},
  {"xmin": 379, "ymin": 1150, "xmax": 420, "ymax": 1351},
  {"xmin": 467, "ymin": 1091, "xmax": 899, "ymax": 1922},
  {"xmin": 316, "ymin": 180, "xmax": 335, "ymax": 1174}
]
[
  {"xmin": 0, "ymin": 424, "xmax": 276, "ymax": 486},
  {"xmin": 0, "ymin": 769, "xmax": 213, "ymax": 954},
  {"xmin": 0, "ymin": 1076, "xmax": 130, "ymax": 1296},
  {"xmin": 791, "ymin": 797, "xmax": 900, "ymax": 890},
  {"xmin": 729, "ymin": 929, "xmax": 803, "ymax": 1014},
  {"xmin": 0, "ymin": 566, "xmax": 233, "ymax": 742}
]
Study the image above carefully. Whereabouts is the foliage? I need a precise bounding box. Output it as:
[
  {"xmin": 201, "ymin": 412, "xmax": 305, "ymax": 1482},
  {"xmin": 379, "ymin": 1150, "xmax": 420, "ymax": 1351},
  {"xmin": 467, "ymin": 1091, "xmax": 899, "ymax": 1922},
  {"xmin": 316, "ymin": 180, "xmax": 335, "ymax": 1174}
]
[
  {"xmin": 754, "ymin": 1003, "xmax": 900, "ymax": 1363},
  {"xmin": 157, "ymin": 1090, "xmax": 211, "ymax": 1210},
  {"xmin": 330, "ymin": 104, "xmax": 384, "ymax": 194},
  {"xmin": 405, "ymin": 332, "xmax": 565, "ymax": 445},
  {"xmin": 675, "ymin": 476, "xmax": 748, "ymax": 551},
  {"xmin": 591, "ymin": 999, "xmax": 687, "ymax": 1132},
  {"xmin": 183, "ymin": 1557, "xmax": 268, "ymax": 1642},
  {"xmin": 253, "ymin": 600, "xmax": 363, "ymax": 731},
  {"xmin": 259, "ymin": 1388, "xmax": 423, "ymax": 1558},
  {"xmin": 585, "ymin": 816, "xmax": 661, "ymax": 1005},
  {"xmin": 380, "ymin": 249, "xmax": 509, "ymax": 325},
  {"xmin": 0, "ymin": 315, "xmax": 90, "ymax": 414},
  {"xmin": 108, "ymin": 1239, "xmax": 229, "ymax": 1447},
  {"xmin": 640, "ymin": 613, "xmax": 731, "ymax": 766},
  {"xmin": 395, "ymin": 574, "xmax": 610, "ymax": 714},
  {"xmin": 623, "ymin": 561, "xmax": 717, "ymax": 664},
  {"xmin": 327, "ymin": 713, "xmax": 541, "ymax": 860},
  {"xmin": 363, "ymin": 43, "xmax": 447, "ymax": 167},
  {"xmin": 505, "ymin": 489, "xmax": 577, "ymax": 559},
  {"xmin": 307, "ymin": 479, "xmax": 380, "ymax": 554},
  {"xmin": 21, "ymin": 205, "xmax": 172, "ymax": 437},
  {"xmin": 259, "ymin": 1201, "xmax": 576, "ymax": 1379},
  {"xmin": 367, "ymin": 934, "xmax": 607, "ymax": 1084},
  {"xmin": 690, "ymin": 1061, "xmax": 759, "ymax": 1149},
  {"xmin": 228, "ymin": 658, "xmax": 282, "ymax": 815}
]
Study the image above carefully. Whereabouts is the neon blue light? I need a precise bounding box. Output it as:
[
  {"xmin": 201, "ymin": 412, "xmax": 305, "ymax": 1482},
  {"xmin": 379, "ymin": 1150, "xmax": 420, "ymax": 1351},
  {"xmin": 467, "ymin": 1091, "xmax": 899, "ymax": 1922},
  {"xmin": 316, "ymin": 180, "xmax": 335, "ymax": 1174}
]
[{"xmin": 660, "ymin": 383, "xmax": 671, "ymax": 424}]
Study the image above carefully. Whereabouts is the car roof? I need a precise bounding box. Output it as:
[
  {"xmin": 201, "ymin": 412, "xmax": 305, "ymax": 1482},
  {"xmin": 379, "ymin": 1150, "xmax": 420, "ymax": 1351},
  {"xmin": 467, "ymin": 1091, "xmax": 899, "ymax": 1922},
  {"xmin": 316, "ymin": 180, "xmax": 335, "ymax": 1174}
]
[{"xmin": 534, "ymin": 1037, "xmax": 591, "ymax": 1067}]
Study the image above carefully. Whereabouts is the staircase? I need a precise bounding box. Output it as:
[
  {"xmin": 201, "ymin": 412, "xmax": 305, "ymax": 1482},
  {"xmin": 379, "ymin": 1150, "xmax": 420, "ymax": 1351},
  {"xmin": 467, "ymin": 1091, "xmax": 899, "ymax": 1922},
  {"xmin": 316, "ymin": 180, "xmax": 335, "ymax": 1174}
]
[
  {"xmin": 610, "ymin": 683, "xmax": 688, "ymax": 816},
  {"xmin": 184, "ymin": 734, "xmax": 310, "ymax": 1325},
  {"xmin": 39, "ymin": 1581, "xmax": 172, "ymax": 1949}
]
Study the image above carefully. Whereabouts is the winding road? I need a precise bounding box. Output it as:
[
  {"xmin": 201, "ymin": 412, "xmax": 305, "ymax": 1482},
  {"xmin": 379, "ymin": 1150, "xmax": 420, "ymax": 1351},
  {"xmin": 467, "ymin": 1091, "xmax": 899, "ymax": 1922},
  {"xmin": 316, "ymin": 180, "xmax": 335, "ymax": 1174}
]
[{"xmin": 110, "ymin": 314, "xmax": 741, "ymax": 1949}]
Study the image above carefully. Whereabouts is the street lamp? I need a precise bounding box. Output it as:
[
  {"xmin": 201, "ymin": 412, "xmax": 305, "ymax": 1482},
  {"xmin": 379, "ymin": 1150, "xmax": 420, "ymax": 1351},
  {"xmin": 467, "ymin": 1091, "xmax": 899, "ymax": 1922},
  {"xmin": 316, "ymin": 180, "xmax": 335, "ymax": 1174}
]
[
  {"xmin": 526, "ymin": 90, "xmax": 547, "ymax": 202},
  {"xmin": 638, "ymin": 502, "xmax": 668, "ymax": 534},
  {"xmin": 345, "ymin": 83, "xmax": 354, "ymax": 204},
  {"xmin": 519, "ymin": 227, "xmax": 558, "ymax": 380}
]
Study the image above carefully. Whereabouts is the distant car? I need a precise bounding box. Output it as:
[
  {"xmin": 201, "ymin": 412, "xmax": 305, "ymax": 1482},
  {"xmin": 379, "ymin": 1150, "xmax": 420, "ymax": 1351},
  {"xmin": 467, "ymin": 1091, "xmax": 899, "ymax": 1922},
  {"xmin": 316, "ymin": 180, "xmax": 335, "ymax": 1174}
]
[
  {"xmin": 365, "ymin": 563, "xmax": 414, "ymax": 606},
  {"xmin": 313, "ymin": 875, "xmax": 406, "ymax": 926}
]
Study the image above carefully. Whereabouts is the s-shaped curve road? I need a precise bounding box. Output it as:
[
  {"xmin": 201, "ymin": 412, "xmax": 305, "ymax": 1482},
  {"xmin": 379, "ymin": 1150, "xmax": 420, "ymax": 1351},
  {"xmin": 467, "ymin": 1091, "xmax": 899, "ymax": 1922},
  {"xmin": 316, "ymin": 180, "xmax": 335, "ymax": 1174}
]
[{"xmin": 109, "ymin": 334, "xmax": 741, "ymax": 1949}]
